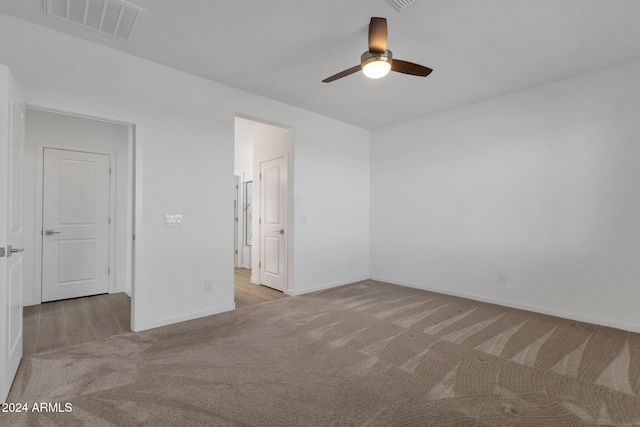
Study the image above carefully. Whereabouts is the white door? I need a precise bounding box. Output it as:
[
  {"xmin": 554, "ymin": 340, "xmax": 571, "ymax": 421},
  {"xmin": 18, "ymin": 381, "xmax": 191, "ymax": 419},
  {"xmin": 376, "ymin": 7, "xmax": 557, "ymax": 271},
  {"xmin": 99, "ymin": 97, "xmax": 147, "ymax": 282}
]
[
  {"xmin": 42, "ymin": 148, "xmax": 111, "ymax": 302},
  {"xmin": 259, "ymin": 156, "xmax": 287, "ymax": 292},
  {"xmin": 234, "ymin": 176, "xmax": 240, "ymax": 267},
  {"xmin": 0, "ymin": 66, "xmax": 24, "ymax": 402}
]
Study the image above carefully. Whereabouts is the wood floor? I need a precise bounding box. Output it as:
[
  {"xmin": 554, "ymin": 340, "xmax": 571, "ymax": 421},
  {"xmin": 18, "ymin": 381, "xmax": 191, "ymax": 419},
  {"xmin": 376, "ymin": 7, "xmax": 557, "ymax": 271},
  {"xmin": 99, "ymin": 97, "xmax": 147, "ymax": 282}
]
[
  {"xmin": 235, "ymin": 268, "xmax": 288, "ymax": 308},
  {"xmin": 23, "ymin": 269, "xmax": 285, "ymax": 355},
  {"xmin": 23, "ymin": 293, "xmax": 131, "ymax": 356}
]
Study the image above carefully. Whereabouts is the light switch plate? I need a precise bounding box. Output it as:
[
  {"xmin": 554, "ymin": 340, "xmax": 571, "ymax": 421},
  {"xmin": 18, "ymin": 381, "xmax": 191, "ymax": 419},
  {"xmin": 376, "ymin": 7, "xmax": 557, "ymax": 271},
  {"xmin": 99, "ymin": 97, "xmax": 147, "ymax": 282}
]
[{"xmin": 165, "ymin": 214, "xmax": 182, "ymax": 226}]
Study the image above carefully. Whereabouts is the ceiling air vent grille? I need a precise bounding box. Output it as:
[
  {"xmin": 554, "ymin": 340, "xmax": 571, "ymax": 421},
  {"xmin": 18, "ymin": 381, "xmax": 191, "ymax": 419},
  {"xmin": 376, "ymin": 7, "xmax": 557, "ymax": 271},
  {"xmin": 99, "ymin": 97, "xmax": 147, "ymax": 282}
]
[
  {"xmin": 44, "ymin": 0, "xmax": 145, "ymax": 41},
  {"xmin": 387, "ymin": 0, "xmax": 416, "ymax": 11}
]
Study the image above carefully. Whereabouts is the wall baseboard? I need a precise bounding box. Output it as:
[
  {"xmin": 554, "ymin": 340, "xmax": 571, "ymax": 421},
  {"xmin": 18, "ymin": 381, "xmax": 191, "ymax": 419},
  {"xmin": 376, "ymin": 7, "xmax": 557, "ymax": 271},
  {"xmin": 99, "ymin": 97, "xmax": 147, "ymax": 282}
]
[
  {"xmin": 370, "ymin": 275, "xmax": 640, "ymax": 334},
  {"xmin": 133, "ymin": 304, "xmax": 235, "ymax": 332},
  {"xmin": 113, "ymin": 286, "xmax": 130, "ymax": 296},
  {"xmin": 289, "ymin": 276, "xmax": 370, "ymax": 296}
]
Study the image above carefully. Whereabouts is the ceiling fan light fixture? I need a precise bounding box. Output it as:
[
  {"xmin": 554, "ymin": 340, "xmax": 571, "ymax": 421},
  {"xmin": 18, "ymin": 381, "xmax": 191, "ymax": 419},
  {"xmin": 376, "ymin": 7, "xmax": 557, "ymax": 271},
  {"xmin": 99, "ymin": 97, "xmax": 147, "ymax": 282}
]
[
  {"xmin": 361, "ymin": 50, "xmax": 393, "ymax": 79},
  {"xmin": 322, "ymin": 18, "xmax": 432, "ymax": 83}
]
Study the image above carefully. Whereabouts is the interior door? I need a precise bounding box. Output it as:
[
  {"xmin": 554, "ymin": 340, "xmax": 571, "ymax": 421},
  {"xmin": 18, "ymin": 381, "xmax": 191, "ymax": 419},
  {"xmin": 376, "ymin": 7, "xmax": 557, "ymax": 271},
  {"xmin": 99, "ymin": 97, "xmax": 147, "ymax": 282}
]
[
  {"xmin": 234, "ymin": 175, "xmax": 240, "ymax": 267},
  {"xmin": 259, "ymin": 155, "xmax": 287, "ymax": 292},
  {"xmin": 42, "ymin": 148, "xmax": 111, "ymax": 302},
  {"xmin": 0, "ymin": 66, "xmax": 24, "ymax": 402}
]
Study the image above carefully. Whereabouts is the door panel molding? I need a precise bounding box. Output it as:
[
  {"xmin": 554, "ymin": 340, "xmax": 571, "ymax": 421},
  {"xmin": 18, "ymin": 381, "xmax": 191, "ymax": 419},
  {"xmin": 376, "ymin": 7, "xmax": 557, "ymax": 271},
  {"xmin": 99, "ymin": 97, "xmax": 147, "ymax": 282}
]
[
  {"xmin": 1, "ymin": 66, "xmax": 24, "ymax": 402},
  {"xmin": 35, "ymin": 144, "xmax": 117, "ymax": 303},
  {"xmin": 259, "ymin": 154, "xmax": 287, "ymax": 292}
]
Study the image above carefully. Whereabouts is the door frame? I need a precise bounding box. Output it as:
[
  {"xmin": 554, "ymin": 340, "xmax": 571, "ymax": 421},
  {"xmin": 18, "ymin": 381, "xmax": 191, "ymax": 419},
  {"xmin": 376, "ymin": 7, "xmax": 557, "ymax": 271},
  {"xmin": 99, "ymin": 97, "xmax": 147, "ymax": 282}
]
[
  {"xmin": 237, "ymin": 115, "xmax": 294, "ymax": 295},
  {"xmin": 25, "ymin": 104, "xmax": 141, "ymax": 331},
  {"xmin": 234, "ymin": 175, "xmax": 241, "ymax": 268},
  {"xmin": 36, "ymin": 145, "xmax": 116, "ymax": 301}
]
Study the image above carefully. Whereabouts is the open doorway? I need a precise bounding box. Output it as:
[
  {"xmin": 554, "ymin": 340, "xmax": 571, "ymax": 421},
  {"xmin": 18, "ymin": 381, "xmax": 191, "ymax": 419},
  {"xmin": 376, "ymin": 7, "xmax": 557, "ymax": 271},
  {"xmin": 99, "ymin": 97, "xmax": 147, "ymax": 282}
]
[
  {"xmin": 22, "ymin": 108, "xmax": 135, "ymax": 353},
  {"xmin": 234, "ymin": 115, "xmax": 294, "ymax": 306}
]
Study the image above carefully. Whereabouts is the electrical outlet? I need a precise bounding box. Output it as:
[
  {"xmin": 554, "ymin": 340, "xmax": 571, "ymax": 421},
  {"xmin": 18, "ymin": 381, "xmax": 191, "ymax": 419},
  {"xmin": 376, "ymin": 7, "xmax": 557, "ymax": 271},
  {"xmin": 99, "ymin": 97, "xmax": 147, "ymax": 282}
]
[
  {"xmin": 205, "ymin": 280, "xmax": 212, "ymax": 292},
  {"xmin": 498, "ymin": 274, "xmax": 506, "ymax": 284}
]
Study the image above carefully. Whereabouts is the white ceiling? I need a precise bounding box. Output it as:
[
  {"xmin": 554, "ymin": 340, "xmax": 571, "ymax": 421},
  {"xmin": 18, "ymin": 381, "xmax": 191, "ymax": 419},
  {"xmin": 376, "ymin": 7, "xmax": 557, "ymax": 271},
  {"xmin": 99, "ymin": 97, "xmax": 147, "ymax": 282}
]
[{"xmin": 2, "ymin": 0, "xmax": 640, "ymax": 129}]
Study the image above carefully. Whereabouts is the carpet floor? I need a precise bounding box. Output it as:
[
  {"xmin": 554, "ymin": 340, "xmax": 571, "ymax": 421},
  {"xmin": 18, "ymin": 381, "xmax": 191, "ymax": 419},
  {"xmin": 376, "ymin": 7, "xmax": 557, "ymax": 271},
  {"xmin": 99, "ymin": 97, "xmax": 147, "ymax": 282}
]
[{"xmin": 4, "ymin": 280, "xmax": 640, "ymax": 426}]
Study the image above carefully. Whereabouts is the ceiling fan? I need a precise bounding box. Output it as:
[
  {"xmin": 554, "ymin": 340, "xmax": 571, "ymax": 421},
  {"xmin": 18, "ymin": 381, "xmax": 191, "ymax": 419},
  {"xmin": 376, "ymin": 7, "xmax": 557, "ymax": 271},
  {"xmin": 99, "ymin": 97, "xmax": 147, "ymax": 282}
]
[{"xmin": 322, "ymin": 17, "xmax": 433, "ymax": 83}]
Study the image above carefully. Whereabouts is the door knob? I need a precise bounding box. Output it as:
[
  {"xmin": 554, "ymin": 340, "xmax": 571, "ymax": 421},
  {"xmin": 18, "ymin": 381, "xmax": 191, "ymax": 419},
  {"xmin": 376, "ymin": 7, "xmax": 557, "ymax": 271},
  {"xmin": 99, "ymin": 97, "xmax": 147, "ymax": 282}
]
[
  {"xmin": 7, "ymin": 245, "xmax": 24, "ymax": 258},
  {"xmin": 45, "ymin": 230, "xmax": 61, "ymax": 235},
  {"xmin": 279, "ymin": 229, "xmax": 285, "ymax": 235}
]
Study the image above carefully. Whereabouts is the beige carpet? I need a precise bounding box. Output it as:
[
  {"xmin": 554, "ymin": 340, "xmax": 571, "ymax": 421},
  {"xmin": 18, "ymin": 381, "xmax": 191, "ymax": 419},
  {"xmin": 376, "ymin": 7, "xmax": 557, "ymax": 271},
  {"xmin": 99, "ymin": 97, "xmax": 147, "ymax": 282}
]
[{"xmin": 5, "ymin": 280, "xmax": 640, "ymax": 426}]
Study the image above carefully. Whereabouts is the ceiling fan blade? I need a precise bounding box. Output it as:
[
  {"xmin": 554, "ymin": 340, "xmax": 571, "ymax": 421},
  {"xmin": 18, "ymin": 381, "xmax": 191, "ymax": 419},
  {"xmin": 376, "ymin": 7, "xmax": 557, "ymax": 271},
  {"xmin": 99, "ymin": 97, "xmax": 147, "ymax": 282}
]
[
  {"xmin": 368, "ymin": 17, "xmax": 387, "ymax": 53},
  {"xmin": 322, "ymin": 65, "xmax": 361, "ymax": 83},
  {"xmin": 391, "ymin": 59, "xmax": 433, "ymax": 77}
]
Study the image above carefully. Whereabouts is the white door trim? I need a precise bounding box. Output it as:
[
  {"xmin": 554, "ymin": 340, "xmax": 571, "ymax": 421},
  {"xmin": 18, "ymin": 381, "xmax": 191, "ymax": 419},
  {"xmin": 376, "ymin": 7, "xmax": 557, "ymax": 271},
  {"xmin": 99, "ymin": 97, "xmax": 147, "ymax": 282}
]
[
  {"xmin": 234, "ymin": 175, "xmax": 241, "ymax": 268},
  {"xmin": 35, "ymin": 144, "xmax": 117, "ymax": 302}
]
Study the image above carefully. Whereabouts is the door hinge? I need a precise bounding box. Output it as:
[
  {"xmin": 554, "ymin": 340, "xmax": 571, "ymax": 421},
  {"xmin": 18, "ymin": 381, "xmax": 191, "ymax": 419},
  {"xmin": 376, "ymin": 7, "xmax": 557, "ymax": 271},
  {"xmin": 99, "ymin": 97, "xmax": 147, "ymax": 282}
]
[
  {"xmin": 109, "ymin": 217, "xmax": 112, "ymax": 224},
  {"xmin": 260, "ymin": 173, "xmax": 262, "ymax": 180},
  {"xmin": 259, "ymin": 261, "xmax": 261, "ymax": 268},
  {"xmin": 235, "ymin": 249, "xmax": 238, "ymax": 254},
  {"xmin": 108, "ymin": 267, "xmax": 111, "ymax": 275},
  {"xmin": 133, "ymin": 234, "xmax": 136, "ymax": 241},
  {"xmin": 259, "ymin": 218, "xmax": 261, "ymax": 224},
  {"xmin": 0, "ymin": 247, "xmax": 5, "ymax": 257},
  {"xmin": 109, "ymin": 167, "xmax": 112, "ymax": 175}
]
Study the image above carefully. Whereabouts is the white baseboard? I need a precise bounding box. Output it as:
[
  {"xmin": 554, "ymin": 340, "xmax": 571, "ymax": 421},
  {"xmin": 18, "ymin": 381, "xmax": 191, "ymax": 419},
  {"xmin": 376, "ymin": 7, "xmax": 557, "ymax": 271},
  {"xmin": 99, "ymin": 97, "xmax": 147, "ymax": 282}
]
[
  {"xmin": 289, "ymin": 276, "xmax": 370, "ymax": 296},
  {"xmin": 112, "ymin": 286, "xmax": 131, "ymax": 296},
  {"xmin": 133, "ymin": 304, "xmax": 235, "ymax": 332},
  {"xmin": 371, "ymin": 275, "xmax": 640, "ymax": 334}
]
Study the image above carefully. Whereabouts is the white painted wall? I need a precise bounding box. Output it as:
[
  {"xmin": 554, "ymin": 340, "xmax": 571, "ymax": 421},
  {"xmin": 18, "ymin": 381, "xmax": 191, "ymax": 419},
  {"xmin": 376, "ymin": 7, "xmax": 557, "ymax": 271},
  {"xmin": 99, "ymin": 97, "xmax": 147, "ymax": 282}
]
[
  {"xmin": 293, "ymin": 119, "xmax": 371, "ymax": 294},
  {"xmin": 371, "ymin": 59, "xmax": 640, "ymax": 332},
  {"xmin": 23, "ymin": 109, "xmax": 131, "ymax": 305},
  {"xmin": 234, "ymin": 119, "xmax": 254, "ymax": 176},
  {"xmin": 0, "ymin": 13, "xmax": 370, "ymax": 330}
]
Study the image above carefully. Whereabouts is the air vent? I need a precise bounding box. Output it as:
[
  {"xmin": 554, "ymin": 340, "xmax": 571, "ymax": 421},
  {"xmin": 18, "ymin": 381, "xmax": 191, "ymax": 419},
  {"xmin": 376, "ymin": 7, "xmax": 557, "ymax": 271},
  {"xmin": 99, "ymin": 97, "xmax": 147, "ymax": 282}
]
[
  {"xmin": 45, "ymin": 0, "xmax": 145, "ymax": 41},
  {"xmin": 387, "ymin": 0, "xmax": 416, "ymax": 11}
]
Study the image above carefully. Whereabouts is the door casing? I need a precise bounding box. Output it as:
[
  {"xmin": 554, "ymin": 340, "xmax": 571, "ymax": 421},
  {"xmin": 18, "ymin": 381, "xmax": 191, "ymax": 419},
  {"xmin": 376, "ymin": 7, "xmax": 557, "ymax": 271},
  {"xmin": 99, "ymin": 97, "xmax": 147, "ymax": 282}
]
[{"xmin": 35, "ymin": 144, "xmax": 117, "ymax": 303}]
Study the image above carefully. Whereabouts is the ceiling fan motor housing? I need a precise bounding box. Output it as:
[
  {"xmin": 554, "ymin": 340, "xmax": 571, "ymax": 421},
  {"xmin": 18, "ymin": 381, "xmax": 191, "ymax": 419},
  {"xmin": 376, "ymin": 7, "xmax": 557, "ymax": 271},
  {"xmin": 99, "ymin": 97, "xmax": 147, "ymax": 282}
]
[
  {"xmin": 361, "ymin": 50, "xmax": 393, "ymax": 68},
  {"xmin": 361, "ymin": 50, "xmax": 393, "ymax": 79}
]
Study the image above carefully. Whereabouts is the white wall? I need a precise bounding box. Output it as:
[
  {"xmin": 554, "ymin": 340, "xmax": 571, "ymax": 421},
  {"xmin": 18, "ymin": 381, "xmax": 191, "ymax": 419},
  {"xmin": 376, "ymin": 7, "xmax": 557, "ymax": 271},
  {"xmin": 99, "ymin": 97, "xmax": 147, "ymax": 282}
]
[
  {"xmin": 371, "ymin": 59, "xmax": 640, "ymax": 332},
  {"xmin": 23, "ymin": 109, "xmax": 131, "ymax": 305},
  {"xmin": 0, "ymin": 13, "xmax": 370, "ymax": 330},
  {"xmin": 234, "ymin": 119, "xmax": 254, "ymax": 176},
  {"xmin": 294, "ymin": 120, "xmax": 370, "ymax": 294}
]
